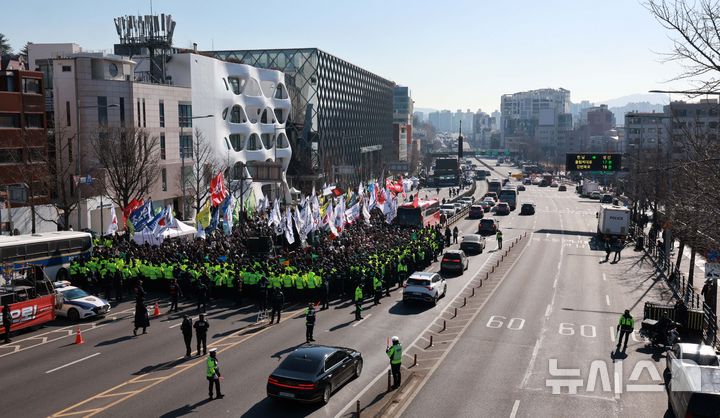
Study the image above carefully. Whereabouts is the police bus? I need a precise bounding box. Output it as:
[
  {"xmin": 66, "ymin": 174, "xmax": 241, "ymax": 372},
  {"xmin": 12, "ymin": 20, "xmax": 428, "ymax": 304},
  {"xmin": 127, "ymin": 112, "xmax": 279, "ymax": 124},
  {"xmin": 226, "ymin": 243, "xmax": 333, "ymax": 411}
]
[
  {"xmin": 0, "ymin": 231, "xmax": 93, "ymax": 282},
  {"xmin": 396, "ymin": 200, "xmax": 441, "ymax": 228}
]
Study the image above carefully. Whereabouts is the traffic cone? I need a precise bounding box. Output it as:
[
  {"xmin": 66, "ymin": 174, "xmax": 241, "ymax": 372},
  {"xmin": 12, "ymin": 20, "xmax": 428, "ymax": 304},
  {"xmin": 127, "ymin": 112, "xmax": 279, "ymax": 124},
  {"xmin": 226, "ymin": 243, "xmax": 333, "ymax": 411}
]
[
  {"xmin": 74, "ymin": 327, "xmax": 84, "ymax": 345},
  {"xmin": 153, "ymin": 302, "xmax": 160, "ymax": 317}
]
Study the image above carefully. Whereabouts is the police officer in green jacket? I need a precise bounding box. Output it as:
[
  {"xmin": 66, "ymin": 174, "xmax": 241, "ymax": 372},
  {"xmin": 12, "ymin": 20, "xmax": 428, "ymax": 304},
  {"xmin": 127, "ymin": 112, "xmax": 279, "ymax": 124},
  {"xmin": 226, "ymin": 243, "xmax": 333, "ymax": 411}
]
[
  {"xmin": 354, "ymin": 285, "xmax": 363, "ymax": 321},
  {"xmin": 373, "ymin": 276, "xmax": 382, "ymax": 305},
  {"xmin": 206, "ymin": 348, "xmax": 223, "ymax": 399},
  {"xmin": 386, "ymin": 336, "xmax": 403, "ymax": 389},
  {"xmin": 616, "ymin": 310, "xmax": 634, "ymax": 353}
]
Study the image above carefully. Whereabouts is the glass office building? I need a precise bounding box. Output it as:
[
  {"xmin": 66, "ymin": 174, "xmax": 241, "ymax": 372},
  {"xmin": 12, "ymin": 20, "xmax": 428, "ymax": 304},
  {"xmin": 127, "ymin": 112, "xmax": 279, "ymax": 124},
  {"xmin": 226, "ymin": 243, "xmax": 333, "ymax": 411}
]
[{"xmin": 208, "ymin": 48, "xmax": 394, "ymax": 188}]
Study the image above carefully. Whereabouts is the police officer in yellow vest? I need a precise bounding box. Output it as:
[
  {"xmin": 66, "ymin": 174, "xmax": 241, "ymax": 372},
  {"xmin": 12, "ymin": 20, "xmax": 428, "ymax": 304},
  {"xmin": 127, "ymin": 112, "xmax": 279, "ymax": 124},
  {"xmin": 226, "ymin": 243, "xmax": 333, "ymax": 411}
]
[
  {"xmin": 386, "ymin": 336, "xmax": 403, "ymax": 389},
  {"xmin": 354, "ymin": 285, "xmax": 363, "ymax": 321},
  {"xmin": 373, "ymin": 276, "xmax": 382, "ymax": 305},
  {"xmin": 206, "ymin": 348, "xmax": 224, "ymax": 400},
  {"xmin": 616, "ymin": 310, "xmax": 634, "ymax": 353}
]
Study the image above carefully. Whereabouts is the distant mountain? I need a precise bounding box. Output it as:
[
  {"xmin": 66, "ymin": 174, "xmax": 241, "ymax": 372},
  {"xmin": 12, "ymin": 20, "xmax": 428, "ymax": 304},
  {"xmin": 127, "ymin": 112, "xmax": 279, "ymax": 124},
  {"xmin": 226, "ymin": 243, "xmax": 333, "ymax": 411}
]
[
  {"xmin": 600, "ymin": 93, "xmax": 668, "ymax": 108},
  {"xmin": 610, "ymin": 102, "xmax": 666, "ymax": 126}
]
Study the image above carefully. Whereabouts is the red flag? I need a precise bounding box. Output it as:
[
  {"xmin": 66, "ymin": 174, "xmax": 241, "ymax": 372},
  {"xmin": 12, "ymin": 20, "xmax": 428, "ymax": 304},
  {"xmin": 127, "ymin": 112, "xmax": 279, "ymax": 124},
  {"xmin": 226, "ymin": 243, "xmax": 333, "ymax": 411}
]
[
  {"xmin": 412, "ymin": 194, "xmax": 419, "ymax": 208},
  {"xmin": 377, "ymin": 186, "xmax": 386, "ymax": 204},
  {"xmin": 123, "ymin": 199, "xmax": 143, "ymax": 221},
  {"xmin": 209, "ymin": 171, "xmax": 228, "ymax": 207}
]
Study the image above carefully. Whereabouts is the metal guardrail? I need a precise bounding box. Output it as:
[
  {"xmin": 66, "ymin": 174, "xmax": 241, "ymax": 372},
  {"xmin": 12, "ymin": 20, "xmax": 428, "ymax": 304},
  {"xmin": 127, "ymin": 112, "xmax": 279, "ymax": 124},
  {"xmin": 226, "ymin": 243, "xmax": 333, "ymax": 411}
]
[{"xmin": 444, "ymin": 181, "xmax": 478, "ymax": 226}]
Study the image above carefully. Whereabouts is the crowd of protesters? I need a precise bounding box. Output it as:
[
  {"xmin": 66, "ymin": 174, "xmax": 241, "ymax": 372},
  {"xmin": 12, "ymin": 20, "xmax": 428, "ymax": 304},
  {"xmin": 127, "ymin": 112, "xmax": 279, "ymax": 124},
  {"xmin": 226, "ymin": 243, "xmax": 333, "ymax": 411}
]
[{"xmin": 67, "ymin": 209, "xmax": 446, "ymax": 311}]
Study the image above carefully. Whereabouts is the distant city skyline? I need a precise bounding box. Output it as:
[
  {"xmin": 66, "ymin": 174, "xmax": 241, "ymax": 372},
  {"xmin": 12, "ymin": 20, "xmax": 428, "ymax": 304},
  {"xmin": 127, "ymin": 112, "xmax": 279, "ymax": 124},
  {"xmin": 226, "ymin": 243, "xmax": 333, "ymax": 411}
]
[{"xmin": 2, "ymin": 0, "xmax": 696, "ymax": 111}]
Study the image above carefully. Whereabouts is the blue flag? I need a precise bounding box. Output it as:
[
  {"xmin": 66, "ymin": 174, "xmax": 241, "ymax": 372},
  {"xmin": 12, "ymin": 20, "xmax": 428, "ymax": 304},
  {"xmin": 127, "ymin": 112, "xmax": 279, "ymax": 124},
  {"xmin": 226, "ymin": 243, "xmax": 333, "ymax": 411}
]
[{"xmin": 130, "ymin": 201, "xmax": 152, "ymax": 231}]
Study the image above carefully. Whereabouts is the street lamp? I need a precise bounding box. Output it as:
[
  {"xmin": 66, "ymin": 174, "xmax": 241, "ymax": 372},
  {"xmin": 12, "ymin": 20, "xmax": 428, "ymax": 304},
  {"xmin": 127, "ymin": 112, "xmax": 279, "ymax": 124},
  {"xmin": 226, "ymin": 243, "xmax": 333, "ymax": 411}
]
[
  {"xmin": 76, "ymin": 103, "xmax": 118, "ymax": 231},
  {"xmin": 180, "ymin": 114, "xmax": 214, "ymax": 220}
]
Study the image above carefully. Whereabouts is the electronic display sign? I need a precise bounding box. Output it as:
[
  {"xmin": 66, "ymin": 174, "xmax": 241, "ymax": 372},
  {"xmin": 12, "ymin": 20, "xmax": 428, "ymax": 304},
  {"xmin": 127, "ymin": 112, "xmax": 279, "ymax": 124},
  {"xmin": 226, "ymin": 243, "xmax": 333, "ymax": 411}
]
[{"xmin": 565, "ymin": 153, "xmax": 621, "ymax": 172}]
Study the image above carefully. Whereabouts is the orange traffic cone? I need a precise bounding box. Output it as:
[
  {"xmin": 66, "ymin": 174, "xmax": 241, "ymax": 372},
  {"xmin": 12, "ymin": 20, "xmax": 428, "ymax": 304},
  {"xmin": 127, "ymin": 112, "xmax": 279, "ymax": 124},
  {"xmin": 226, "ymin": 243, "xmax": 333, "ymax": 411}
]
[
  {"xmin": 153, "ymin": 302, "xmax": 160, "ymax": 317},
  {"xmin": 74, "ymin": 327, "xmax": 84, "ymax": 345}
]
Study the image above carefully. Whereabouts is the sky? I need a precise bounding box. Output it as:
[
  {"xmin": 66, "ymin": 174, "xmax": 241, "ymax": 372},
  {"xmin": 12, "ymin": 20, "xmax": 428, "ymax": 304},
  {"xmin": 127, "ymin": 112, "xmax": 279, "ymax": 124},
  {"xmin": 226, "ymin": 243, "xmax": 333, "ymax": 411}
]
[{"xmin": 2, "ymin": 0, "xmax": 693, "ymax": 112}]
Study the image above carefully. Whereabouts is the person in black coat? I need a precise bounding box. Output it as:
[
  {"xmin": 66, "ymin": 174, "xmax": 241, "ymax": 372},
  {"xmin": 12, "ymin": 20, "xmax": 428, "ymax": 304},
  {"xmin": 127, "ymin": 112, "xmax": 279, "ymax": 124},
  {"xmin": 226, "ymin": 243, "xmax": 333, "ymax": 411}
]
[
  {"xmin": 133, "ymin": 301, "xmax": 149, "ymax": 336},
  {"xmin": 2, "ymin": 303, "xmax": 12, "ymax": 343},
  {"xmin": 194, "ymin": 313, "xmax": 209, "ymax": 356},
  {"xmin": 112, "ymin": 270, "xmax": 123, "ymax": 303},
  {"xmin": 269, "ymin": 289, "xmax": 284, "ymax": 325},
  {"xmin": 197, "ymin": 282, "xmax": 208, "ymax": 313},
  {"xmin": 180, "ymin": 315, "xmax": 193, "ymax": 357}
]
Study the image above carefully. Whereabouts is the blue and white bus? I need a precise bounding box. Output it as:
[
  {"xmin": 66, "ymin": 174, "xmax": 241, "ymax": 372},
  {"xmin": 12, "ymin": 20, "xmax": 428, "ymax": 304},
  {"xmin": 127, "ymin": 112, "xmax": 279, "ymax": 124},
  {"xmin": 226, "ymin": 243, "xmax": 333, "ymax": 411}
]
[{"xmin": 0, "ymin": 231, "xmax": 93, "ymax": 281}]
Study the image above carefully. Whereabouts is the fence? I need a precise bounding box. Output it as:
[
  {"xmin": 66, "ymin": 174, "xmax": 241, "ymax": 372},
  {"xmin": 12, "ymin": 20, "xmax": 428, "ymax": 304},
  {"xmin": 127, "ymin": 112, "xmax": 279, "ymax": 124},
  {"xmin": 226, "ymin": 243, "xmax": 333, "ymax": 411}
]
[{"xmin": 630, "ymin": 221, "xmax": 717, "ymax": 348}]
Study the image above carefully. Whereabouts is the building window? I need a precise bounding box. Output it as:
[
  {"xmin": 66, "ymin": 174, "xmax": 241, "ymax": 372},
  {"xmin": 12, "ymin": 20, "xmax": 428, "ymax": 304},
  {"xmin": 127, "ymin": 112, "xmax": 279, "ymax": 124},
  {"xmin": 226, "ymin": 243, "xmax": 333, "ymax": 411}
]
[
  {"xmin": 178, "ymin": 104, "xmax": 192, "ymax": 127},
  {"xmin": 68, "ymin": 137, "xmax": 73, "ymax": 162},
  {"xmin": 62, "ymin": 65, "xmax": 72, "ymax": 72},
  {"xmin": 24, "ymin": 114, "xmax": 44, "ymax": 129},
  {"xmin": 159, "ymin": 100, "xmax": 165, "ymax": 127},
  {"xmin": 0, "ymin": 113, "xmax": 21, "ymax": 128},
  {"xmin": 28, "ymin": 147, "xmax": 45, "ymax": 162},
  {"xmin": 0, "ymin": 148, "xmax": 22, "ymax": 164},
  {"xmin": 142, "ymin": 99, "xmax": 146, "ymax": 128},
  {"xmin": 160, "ymin": 133, "xmax": 166, "ymax": 160},
  {"xmin": 230, "ymin": 105, "xmax": 246, "ymax": 123},
  {"xmin": 119, "ymin": 97, "xmax": 125, "ymax": 126},
  {"xmin": 22, "ymin": 78, "xmax": 41, "ymax": 94},
  {"xmin": 97, "ymin": 96, "xmax": 108, "ymax": 126},
  {"xmin": 0, "ymin": 74, "xmax": 16, "ymax": 92},
  {"xmin": 137, "ymin": 99, "xmax": 141, "ymax": 127},
  {"xmin": 65, "ymin": 101, "xmax": 71, "ymax": 127},
  {"xmin": 161, "ymin": 168, "xmax": 167, "ymax": 191},
  {"xmin": 227, "ymin": 77, "xmax": 246, "ymax": 95},
  {"xmin": 229, "ymin": 134, "xmax": 246, "ymax": 151},
  {"xmin": 180, "ymin": 134, "xmax": 193, "ymax": 158}
]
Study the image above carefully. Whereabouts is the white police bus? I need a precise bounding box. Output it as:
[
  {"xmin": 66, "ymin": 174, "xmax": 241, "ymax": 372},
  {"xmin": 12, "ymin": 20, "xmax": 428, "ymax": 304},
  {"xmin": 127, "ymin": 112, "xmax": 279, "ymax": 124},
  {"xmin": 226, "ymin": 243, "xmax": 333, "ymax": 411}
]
[{"xmin": 0, "ymin": 231, "xmax": 93, "ymax": 281}]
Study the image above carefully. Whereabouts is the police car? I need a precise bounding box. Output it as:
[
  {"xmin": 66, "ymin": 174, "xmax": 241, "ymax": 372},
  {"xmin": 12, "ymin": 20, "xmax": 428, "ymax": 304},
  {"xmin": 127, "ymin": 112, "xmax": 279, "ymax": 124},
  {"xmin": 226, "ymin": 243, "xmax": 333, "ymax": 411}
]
[{"xmin": 54, "ymin": 281, "xmax": 111, "ymax": 321}]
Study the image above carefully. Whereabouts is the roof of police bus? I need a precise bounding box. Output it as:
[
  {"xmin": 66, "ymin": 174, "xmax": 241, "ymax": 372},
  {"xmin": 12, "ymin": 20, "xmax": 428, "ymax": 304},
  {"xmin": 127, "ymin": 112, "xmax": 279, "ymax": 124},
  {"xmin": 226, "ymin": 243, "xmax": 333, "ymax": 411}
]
[{"xmin": 0, "ymin": 231, "xmax": 92, "ymax": 246}]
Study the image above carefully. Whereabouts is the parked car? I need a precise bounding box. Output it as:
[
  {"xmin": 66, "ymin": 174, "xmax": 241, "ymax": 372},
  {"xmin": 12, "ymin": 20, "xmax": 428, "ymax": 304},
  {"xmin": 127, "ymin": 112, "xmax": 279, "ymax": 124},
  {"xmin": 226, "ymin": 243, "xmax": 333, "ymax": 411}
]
[
  {"xmin": 517, "ymin": 184, "xmax": 526, "ymax": 191},
  {"xmin": 520, "ymin": 202, "xmax": 536, "ymax": 215},
  {"xmin": 495, "ymin": 202, "xmax": 511, "ymax": 215},
  {"xmin": 469, "ymin": 204, "xmax": 485, "ymax": 219},
  {"xmin": 665, "ymin": 343, "xmax": 720, "ymax": 418},
  {"xmin": 460, "ymin": 234, "xmax": 486, "ymax": 254},
  {"xmin": 478, "ymin": 218, "xmax": 500, "ymax": 235},
  {"xmin": 267, "ymin": 345, "xmax": 363, "ymax": 404},
  {"xmin": 558, "ymin": 184, "xmax": 567, "ymax": 191},
  {"xmin": 483, "ymin": 192, "xmax": 498, "ymax": 202},
  {"xmin": 531, "ymin": 177, "xmax": 542, "ymax": 185},
  {"xmin": 539, "ymin": 180, "xmax": 548, "ymax": 187},
  {"xmin": 459, "ymin": 196, "xmax": 474, "ymax": 206},
  {"xmin": 550, "ymin": 181, "xmax": 559, "ymax": 187},
  {"xmin": 523, "ymin": 178, "xmax": 532, "ymax": 185},
  {"xmin": 600, "ymin": 193, "xmax": 614, "ymax": 204},
  {"xmin": 440, "ymin": 204, "xmax": 457, "ymax": 217},
  {"xmin": 441, "ymin": 250, "xmax": 469, "ymax": 274},
  {"xmin": 54, "ymin": 281, "xmax": 111, "ymax": 321},
  {"xmin": 402, "ymin": 272, "xmax": 447, "ymax": 305},
  {"xmin": 590, "ymin": 191, "xmax": 601, "ymax": 200}
]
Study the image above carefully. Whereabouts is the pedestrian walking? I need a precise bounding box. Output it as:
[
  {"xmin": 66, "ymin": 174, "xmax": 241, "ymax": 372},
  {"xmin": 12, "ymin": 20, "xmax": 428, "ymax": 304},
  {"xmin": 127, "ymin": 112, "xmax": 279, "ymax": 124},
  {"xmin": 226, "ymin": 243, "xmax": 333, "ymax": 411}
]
[
  {"xmin": 206, "ymin": 348, "xmax": 224, "ymax": 400},
  {"xmin": 386, "ymin": 336, "xmax": 403, "ymax": 389},
  {"xmin": 604, "ymin": 239, "xmax": 612, "ymax": 262},
  {"xmin": 354, "ymin": 285, "xmax": 363, "ymax": 320},
  {"xmin": 613, "ymin": 239, "xmax": 624, "ymax": 262},
  {"xmin": 194, "ymin": 313, "xmax": 209, "ymax": 356},
  {"xmin": 180, "ymin": 315, "xmax": 193, "ymax": 357},
  {"xmin": 305, "ymin": 303, "xmax": 316, "ymax": 343},
  {"xmin": 452, "ymin": 226, "xmax": 459, "ymax": 244},
  {"xmin": 133, "ymin": 301, "xmax": 149, "ymax": 336},
  {"xmin": 321, "ymin": 278, "xmax": 330, "ymax": 310},
  {"xmin": 444, "ymin": 226, "xmax": 451, "ymax": 247},
  {"xmin": 135, "ymin": 279, "xmax": 146, "ymax": 303},
  {"xmin": 269, "ymin": 289, "xmax": 284, "ymax": 324},
  {"xmin": 616, "ymin": 309, "xmax": 634, "ymax": 353},
  {"xmin": 373, "ymin": 276, "xmax": 382, "ymax": 305},
  {"xmin": 197, "ymin": 281, "xmax": 208, "ymax": 313},
  {"xmin": 169, "ymin": 279, "xmax": 182, "ymax": 313},
  {"xmin": 496, "ymin": 230, "xmax": 503, "ymax": 250},
  {"xmin": 2, "ymin": 302, "xmax": 12, "ymax": 343}
]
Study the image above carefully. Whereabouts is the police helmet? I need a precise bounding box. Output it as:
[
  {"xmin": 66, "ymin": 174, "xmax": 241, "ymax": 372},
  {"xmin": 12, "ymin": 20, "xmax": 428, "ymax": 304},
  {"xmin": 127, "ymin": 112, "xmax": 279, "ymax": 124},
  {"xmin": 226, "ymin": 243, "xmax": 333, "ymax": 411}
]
[{"xmin": 391, "ymin": 336, "xmax": 399, "ymax": 343}]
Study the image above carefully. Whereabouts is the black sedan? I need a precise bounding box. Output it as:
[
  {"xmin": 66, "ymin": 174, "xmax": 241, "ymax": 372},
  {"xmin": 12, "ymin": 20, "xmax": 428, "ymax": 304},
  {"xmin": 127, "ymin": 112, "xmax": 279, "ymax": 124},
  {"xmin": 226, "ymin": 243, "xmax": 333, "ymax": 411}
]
[{"xmin": 267, "ymin": 345, "xmax": 363, "ymax": 404}]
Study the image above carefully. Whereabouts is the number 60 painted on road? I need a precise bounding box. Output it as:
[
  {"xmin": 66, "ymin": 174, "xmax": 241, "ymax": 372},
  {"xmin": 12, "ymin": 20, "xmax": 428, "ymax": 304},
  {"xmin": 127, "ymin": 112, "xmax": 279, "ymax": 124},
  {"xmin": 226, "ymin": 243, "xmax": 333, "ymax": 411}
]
[
  {"xmin": 486, "ymin": 315, "xmax": 525, "ymax": 330},
  {"xmin": 559, "ymin": 323, "xmax": 596, "ymax": 338}
]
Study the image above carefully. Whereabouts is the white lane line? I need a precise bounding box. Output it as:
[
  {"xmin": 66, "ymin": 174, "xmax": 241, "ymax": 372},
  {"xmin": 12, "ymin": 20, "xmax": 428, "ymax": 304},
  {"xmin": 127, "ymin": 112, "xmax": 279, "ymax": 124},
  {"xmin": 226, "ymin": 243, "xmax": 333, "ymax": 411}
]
[
  {"xmin": 352, "ymin": 313, "xmax": 372, "ymax": 327},
  {"xmin": 45, "ymin": 353, "xmax": 101, "ymax": 374},
  {"xmin": 605, "ymin": 295, "xmax": 611, "ymax": 306},
  {"xmin": 509, "ymin": 400, "xmax": 520, "ymax": 418},
  {"xmin": 602, "ymin": 273, "xmax": 607, "ymax": 281},
  {"xmin": 544, "ymin": 304, "xmax": 552, "ymax": 318}
]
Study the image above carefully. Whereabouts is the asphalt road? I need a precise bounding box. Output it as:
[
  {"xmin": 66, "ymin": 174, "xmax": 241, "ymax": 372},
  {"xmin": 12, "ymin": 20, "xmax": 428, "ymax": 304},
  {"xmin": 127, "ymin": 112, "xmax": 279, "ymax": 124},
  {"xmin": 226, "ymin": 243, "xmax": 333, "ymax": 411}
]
[
  {"xmin": 0, "ymin": 183, "xmax": 495, "ymax": 418},
  {"xmin": 399, "ymin": 161, "xmax": 669, "ymax": 418}
]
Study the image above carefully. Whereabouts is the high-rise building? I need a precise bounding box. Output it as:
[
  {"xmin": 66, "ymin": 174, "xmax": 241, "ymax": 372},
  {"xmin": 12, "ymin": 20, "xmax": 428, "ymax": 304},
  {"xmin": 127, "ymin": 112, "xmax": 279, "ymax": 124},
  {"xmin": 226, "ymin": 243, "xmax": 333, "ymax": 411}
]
[
  {"xmin": 393, "ymin": 86, "xmax": 413, "ymax": 162},
  {"xmin": 208, "ymin": 48, "xmax": 394, "ymax": 188},
  {"xmin": 501, "ymin": 88, "xmax": 572, "ymax": 155}
]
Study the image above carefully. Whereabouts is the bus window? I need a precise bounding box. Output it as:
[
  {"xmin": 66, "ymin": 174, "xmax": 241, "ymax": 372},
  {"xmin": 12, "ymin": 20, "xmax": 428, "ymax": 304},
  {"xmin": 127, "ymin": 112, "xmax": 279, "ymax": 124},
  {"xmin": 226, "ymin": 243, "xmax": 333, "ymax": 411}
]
[{"xmin": 27, "ymin": 242, "xmax": 48, "ymax": 257}]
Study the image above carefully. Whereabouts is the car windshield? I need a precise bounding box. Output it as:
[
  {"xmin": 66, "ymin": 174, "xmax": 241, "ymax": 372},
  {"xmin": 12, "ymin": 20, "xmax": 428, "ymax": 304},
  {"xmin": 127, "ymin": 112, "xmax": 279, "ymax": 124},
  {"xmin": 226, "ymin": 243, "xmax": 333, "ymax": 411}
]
[
  {"xmin": 480, "ymin": 219, "xmax": 495, "ymax": 227},
  {"xmin": 498, "ymin": 203, "xmax": 508, "ymax": 207},
  {"xmin": 463, "ymin": 235, "xmax": 480, "ymax": 242},
  {"xmin": 279, "ymin": 354, "xmax": 323, "ymax": 373},
  {"xmin": 444, "ymin": 253, "xmax": 461, "ymax": 260},
  {"xmin": 441, "ymin": 204, "xmax": 455, "ymax": 210},
  {"xmin": 407, "ymin": 278, "xmax": 430, "ymax": 286},
  {"xmin": 63, "ymin": 288, "xmax": 90, "ymax": 300}
]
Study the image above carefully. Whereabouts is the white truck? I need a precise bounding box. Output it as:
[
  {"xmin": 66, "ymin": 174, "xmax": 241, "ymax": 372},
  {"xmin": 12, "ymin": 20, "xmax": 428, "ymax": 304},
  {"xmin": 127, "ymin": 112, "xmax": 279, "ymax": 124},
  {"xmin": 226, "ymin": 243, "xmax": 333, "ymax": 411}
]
[
  {"xmin": 597, "ymin": 204, "xmax": 630, "ymax": 239},
  {"xmin": 582, "ymin": 180, "xmax": 600, "ymax": 197}
]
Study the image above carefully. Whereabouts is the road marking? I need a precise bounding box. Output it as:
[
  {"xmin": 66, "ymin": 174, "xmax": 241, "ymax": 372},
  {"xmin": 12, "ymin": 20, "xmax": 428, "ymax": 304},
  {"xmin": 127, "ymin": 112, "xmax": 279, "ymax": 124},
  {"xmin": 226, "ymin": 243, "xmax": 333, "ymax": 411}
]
[
  {"xmin": 605, "ymin": 295, "xmax": 611, "ymax": 306},
  {"xmin": 351, "ymin": 313, "xmax": 372, "ymax": 327},
  {"xmin": 602, "ymin": 273, "xmax": 607, "ymax": 281},
  {"xmin": 335, "ymin": 249, "xmax": 500, "ymax": 418},
  {"xmin": 544, "ymin": 304, "xmax": 552, "ymax": 318},
  {"xmin": 509, "ymin": 400, "xmax": 520, "ymax": 418},
  {"xmin": 46, "ymin": 353, "xmax": 101, "ymax": 374}
]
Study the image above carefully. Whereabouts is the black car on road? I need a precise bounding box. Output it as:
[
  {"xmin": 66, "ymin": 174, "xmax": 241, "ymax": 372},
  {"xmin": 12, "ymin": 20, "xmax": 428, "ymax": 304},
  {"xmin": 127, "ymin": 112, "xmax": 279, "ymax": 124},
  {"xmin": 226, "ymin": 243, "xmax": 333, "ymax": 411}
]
[
  {"xmin": 520, "ymin": 203, "xmax": 536, "ymax": 215},
  {"xmin": 267, "ymin": 345, "xmax": 363, "ymax": 404}
]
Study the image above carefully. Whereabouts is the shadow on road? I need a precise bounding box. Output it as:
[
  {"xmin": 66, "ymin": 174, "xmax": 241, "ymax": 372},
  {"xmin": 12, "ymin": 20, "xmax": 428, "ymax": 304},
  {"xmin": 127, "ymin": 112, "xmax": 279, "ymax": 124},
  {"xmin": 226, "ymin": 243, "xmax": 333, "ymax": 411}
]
[
  {"xmin": 95, "ymin": 335, "xmax": 134, "ymax": 347},
  {"xmin": 159, "ymin": 397, "xmax": 213, "ymax": 417},
  {"xmin": 328, "ymin": 320, "xmax": 355, "ymax": 332},
  {"xmin": 271, "ymin": 342, "xmax": 306, "ymax": 361},
  {"xmin": 388, "ymin": 301, "xmax": 432, "ymax": 316},
  {"xmin": 240, "ymin": 397, "xmax": 322, "ymax": 418},
  {"xmin": 133, "ymin": 356, "xmax": 194, "ymax": 375}
]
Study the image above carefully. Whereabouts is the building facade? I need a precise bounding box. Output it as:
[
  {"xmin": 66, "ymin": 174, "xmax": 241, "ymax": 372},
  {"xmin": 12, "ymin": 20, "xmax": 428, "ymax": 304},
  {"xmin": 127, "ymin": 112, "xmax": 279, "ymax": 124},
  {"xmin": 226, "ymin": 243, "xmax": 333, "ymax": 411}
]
[
  {"xmin": 208, "ymin": 48, "xmax": 394, "ymax": 188},
  {"xmin": 392, "ymin": 86, "xmax": 413, "ymax": 162}
]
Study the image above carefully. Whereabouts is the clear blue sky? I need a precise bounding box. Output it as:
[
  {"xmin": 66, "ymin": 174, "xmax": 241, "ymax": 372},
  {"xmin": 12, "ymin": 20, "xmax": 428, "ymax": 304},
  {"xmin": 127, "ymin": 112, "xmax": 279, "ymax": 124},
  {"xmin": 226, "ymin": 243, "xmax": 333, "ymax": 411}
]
[{"xmin": 4, "ymin": 0, "xmax": 689, "ymax": 112}]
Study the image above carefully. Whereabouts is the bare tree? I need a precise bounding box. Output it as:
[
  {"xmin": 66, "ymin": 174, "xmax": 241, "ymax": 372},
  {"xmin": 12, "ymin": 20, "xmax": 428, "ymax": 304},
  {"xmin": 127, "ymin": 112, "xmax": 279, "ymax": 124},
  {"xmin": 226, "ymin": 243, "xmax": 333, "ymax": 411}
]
[
  {"xmin": 42, "ymin": 127, "xmax": 78, "ymax": 230},
  {"xmin": 10, "ymin": 128, "xmax": 52, "ymax": 233},
  {"xmin": 179, "ymin": 127, "xmax": 221, "ymax": 218},
  {"xmin": 647, "ymin": 0, "xmax": 720, "ymax": 93},
  {"xmin": 91, "ymin": 126, "xmax": 161, "ymax": 209}
]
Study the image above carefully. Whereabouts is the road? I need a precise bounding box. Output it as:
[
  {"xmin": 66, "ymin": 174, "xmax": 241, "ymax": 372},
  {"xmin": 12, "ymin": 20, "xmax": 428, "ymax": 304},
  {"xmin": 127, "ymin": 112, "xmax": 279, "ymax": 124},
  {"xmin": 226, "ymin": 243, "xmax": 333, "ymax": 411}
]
[
  {"xmin": 399, "ymin": 160, "xmax": 669, "ymax": 418},
  {"xmin": 0, "ymin": 183, "xmax": 493, "ymax": 418}
]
